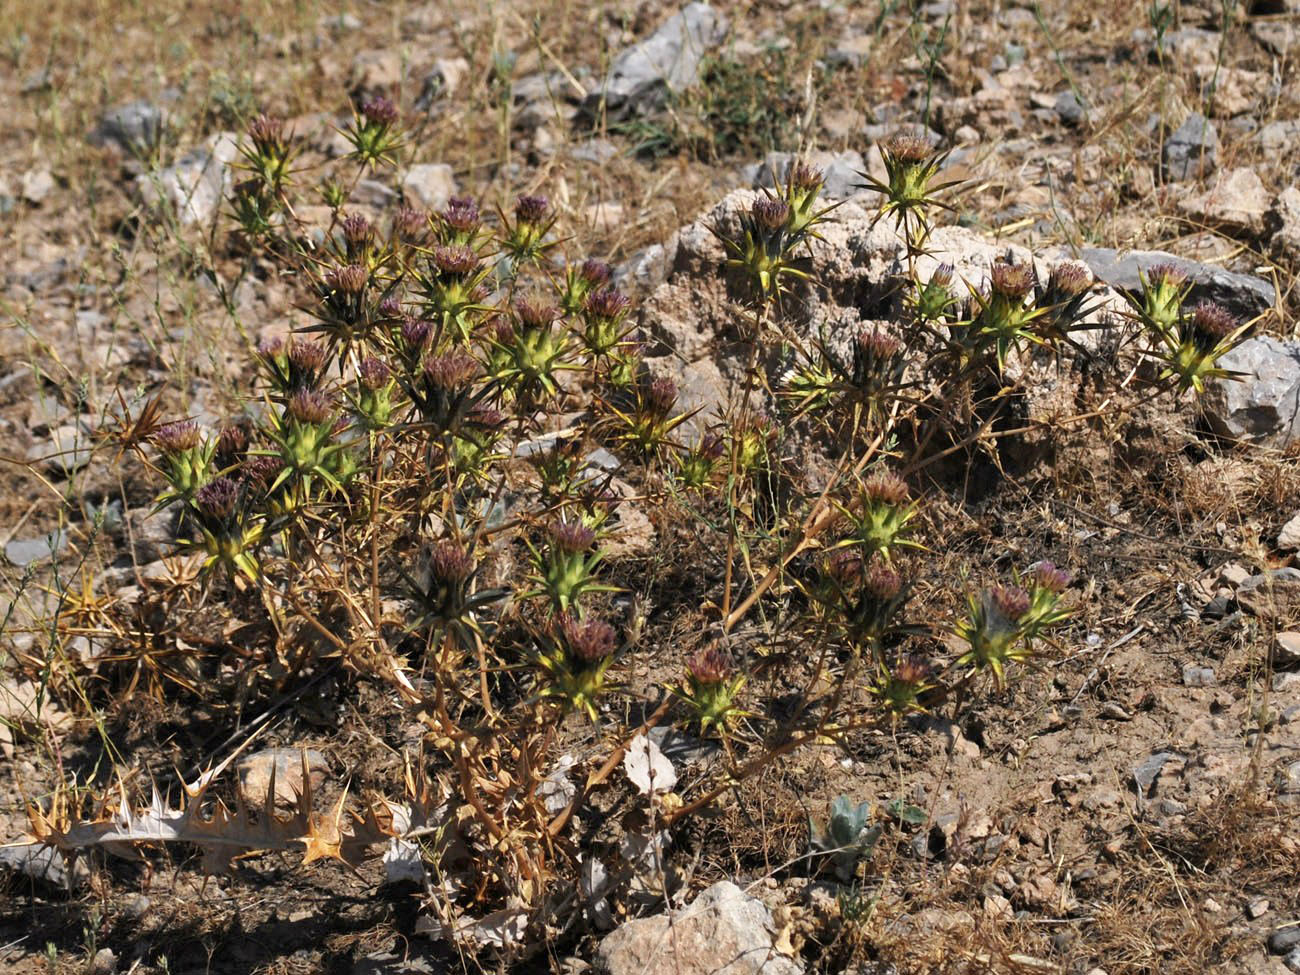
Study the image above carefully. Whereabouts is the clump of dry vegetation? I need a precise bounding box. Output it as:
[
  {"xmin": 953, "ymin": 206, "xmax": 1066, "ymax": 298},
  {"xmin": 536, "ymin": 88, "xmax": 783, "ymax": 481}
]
[{"xmin": 4, "ymin": 3, "xmax": 1300, "ymax": 974}]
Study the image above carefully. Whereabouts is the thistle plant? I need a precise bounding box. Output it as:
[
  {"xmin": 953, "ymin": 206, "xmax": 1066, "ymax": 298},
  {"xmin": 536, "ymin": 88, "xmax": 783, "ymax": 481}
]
[
  {"xmin": 868, "ymin": 654, "xmax": 935, "ymax": 721},
  {"xmin": 187, "ymin": 476, "xmax": 263, "ymax": 581},
  {"xmin": 492, "ymin": 297, "xmax": 573, "ymax": 404},
  {"xmin": 406, "ymin": 539, "xmax": 506, "ymax": 650},
  {"xmin": 608, "ymin": 376, "xmax": 692, "ymax": 460},
  {"xmin": 342, "ymin": 96, "xmax": 403, "ymax": 169},
  {"xmin": 238, "ymin": 113, "xmax": 296, "ymax": 195},
  {"xmin": 677, "ymin": 645, "xmax": 748, "ymax": 735},
  {"xmin": 955, "ymin": 566, "xmax": 1071, "ymax": 688},
  {"xmin": 1148, "ymin": 299, "xmax": 1248, "ymax": 394},
  {"xmin": 500, "ymin": 194, "xmax": 557, "ymax": 265},
  {"xmin": 820, "ymin": 552, "xmax": 911, "ymax": 655},
  {"xmin": 560, "ymin": 259, "xmax": 613, "ymax": 316},
  {"xmin": 859, "ymin": 134, "xmax": 960, "ymax": 247},
  {"xmin": 524, "ymin": 519, "xmax": 617, "ymax": 615},
  {"xmin": 417, "ymin": 244, "xmax": 492, "ymax": 344},
  {"xmin": 538, "ymin": 614, "xmax": 619, "ymax": 720},
  {"xmin": 152, "ymin": 420, "xmax": 213, "ymax": 505},
  {"xmin": 835, "ymin": 470, "xmax": 921, "ymax": 560}
]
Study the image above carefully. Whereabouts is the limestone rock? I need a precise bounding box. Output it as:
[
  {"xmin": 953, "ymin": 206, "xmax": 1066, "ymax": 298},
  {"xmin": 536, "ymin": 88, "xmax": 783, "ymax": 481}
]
[
  {"xmin": 588, "ymin": 3, "xmax": 729, "ymax": 118},
  {"xmin": 596, "ymin": 881, "xmax": 802, "ymax": 975}
]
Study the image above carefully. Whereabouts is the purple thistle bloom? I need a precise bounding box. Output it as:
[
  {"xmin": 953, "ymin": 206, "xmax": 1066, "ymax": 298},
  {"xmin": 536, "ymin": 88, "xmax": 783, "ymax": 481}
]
[
  {"xmin": 154, "ymin": 420, "xmax": 201, "ymax": 453},
  {"xmin": 196, "ymin": 476, "xmax": 239, "ymax": 520}
]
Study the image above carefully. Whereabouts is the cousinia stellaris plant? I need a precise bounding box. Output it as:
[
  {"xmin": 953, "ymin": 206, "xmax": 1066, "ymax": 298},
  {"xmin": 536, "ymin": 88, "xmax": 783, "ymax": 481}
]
[{"xmin": 29, "ymin": 91, "xmax": 1248, "ymax": 960}]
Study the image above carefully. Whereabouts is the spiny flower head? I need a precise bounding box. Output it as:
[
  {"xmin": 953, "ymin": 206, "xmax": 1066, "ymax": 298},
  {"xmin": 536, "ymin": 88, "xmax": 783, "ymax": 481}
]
[
  {"xmin": 990, "ymin": 261, "xmax": 1035, "ymax": 300},
  {"xmin": 645, "ymin": 376, "xmax": 678, "ymax": 415},
  {"xmin": 516, "ymin": 296, "xmax": 559, "ymax": 330},
  {"xmin": 392, "ymin": 205, "xmax": 427, "ymax": 242},
  {"xmin": 422, "ymin": 350, "xmax": 479, "ymax": 390},
  {"xmin": 862, "ymin": 470, "xmax": 910, "ymax": 506},
  {"xmin": 215, "ymin": 423, "xmax": 250, "ymax": 467},
  {"xmin": 328, "ymin": 263, "xmax": 368, "ymax": 295},
  {"xmin": 439, "ymin": 196, "xmax": 481, "ymax": 245},
  {"xmin": 585, "ymin": 288, "xmax": 630, "ymax": 322},
  {"xmin": 752, "ymin": 196, "xmax": 791, "ymax": 231},
  {"xmin": 1187, "ymin": 300, "xmax": 1236, "ymax": 351},
  {"xmin": 357, "ymin": 355, "xmax": 392, "ymax": 390},
  {"xmin": 578, "ymin": 259, "xmax": 612, "ymax": 287},
  {"xmin": 864, "ymin": 562, "xmax": 904, "ymax": 601},
  {"xmin": 687, "ymin": 646, "xmax": 733, "ymax": 685},
  {"xmin": 429, "ymin": 539, "xmax": 474, "ymax": 584},
  {"xmin": 914, "ymin": 263, "xmax": 960, "ymax": 323},
  {"xmin": 195, "ymin": 475, "xmax": 239, "ymax": 521},
  {"xmin": 515, "ymin": 193, "xmax": 550, "ymax": 225},
  {"xmin": 241, "ymin": 455, "xmax": 283, "ymax": 489},
  {"xmin": 154, "ymin": 420, "xmax": 201, "ymax": 454},
  {"xmin": 989, "ymin": 583, "xmax": 1030, "ymax": 622},
  {"xmin": 361, "ymin": 95, "xmax": 399, "ymax": 127},
  {"xmin": 561, "ymin": 614, "xmax": 617, "ymax": 663},
  {"xmin": 550, "ymin": 519, "xmax": 595, "ymax": 554},
  {"xmin": 401, "ymin": 317, "xmax": 433, "ymax": 352},
  {"xmin": 287, "ymin": 388, "xmax": 334, "ymax": 424},
  {"xmin": 1030, "ymin": 561, "xmax": 1070, "ymax": 593},
  {"xmin": 431, "ymin": 244, "xmax": 480, "ymax": 277},
  {"xmin": 1046, "ymin": 262, "xmax": 1091, "ymax": 299}
]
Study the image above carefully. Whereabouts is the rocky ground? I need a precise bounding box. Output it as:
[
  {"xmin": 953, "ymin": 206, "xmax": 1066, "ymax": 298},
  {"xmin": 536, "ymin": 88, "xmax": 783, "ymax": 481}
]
[{"xmin": 2, "ymin": 1, "xmax": 1300, "ymax": 973}]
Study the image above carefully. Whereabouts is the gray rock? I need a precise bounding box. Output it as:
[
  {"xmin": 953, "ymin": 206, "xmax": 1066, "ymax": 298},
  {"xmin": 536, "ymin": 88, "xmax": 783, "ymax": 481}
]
[
  {"xmin": 1133, "ymin": 751, "xmax": 1181, "ymax": 794},
  {"xmin": 401, "ymin": 163, "xmax": 456, "ymax": 211},
  {"xmin": 91, "ymin": 100, "xmax": 169, "ymax": 154},
  {"xmin": 572, "ymin": 139, "xmax": 621, "ymax": 164},
  {"xmin": 1055, "ymin": 90, "xmax": 1087, "ymax": 126},
  {"xmin": 1285, "ymin": 947, "xmax": 1300, "ymax": 975},
  {"xmin": 1164, "ymin": 112, "xmax": 1218, "ymax": 181},
  {"xmin": 1253, "ymin": 120, "xmax": 1300, "ymax": 156},
  {"xmin": 5, "ymin": 529, "xmax": 68, "ymax": 567},
  {"xmin": 1270, "ymin": 186, "xmax": 1300, "ymax": 262},
  {"xmin": 596, "ymin": 880, "xmax": 802, "ymax": 975},
  {"xmin": 827, "ymin": 34, "xmax": 873, "ymax": 69},
  {"xmin": 1182, "ymin": 664, "xmax": 1216, "ymax": 687},
  {"xmin": 589, "ymin": 3, "xmax": 729, "ymax": 118},
  {"xmin": 351, "ymin": 947, "xmax": 441, "ymax": 975},
  {"xmin": 742, "ymin": 149, "xmax": 865, "ymax": 200},
  {"xmin": 1177, "ymin": 167, "xmax": 1271, "ymax": 237},
  {"xmin": 137, "ymin": 132, "xmax": 239, "ymax": 225},
  {"xmin": 236, "ymin": 747, "xmax": 329, "ymax": 808},
  {"xmin": 1079, "ymin": 247, "xmax": 1275, "ymax": 322},
  {"xmin": 1277, "ymin": 632, "xmax": 1300, "ymax": 667},
  {"xmin": 1201, "ymin": 336, "xmax": 1300, "ymax": 445},
  {"xmin": 21, "ymin": 168, "xmax": 55, "ymax": 204},
  {"xmin": 416, "ymin": 57, "xmax": 469, "ymax": 108},
  {"xmin": 1271, "ymin": 924, "xmax": 1300, "ymax": 954},
  {"xmin": 0, "ymin": 843, "xmax": 69, "ymax": 888},
  {"xmin": 27, "ymin": 423, "xmax": 93, "ymax": 475},
  {"xmin": 124, "ymin": 507, "xmax": 176, "ymax": 563},
  {"xmin": 1279, "ymin": 512, "xmax": 1300, "ymax": 550},
  {"xmin": 321, "ymin": 12, "xmax": 362, "ymax": 32}
]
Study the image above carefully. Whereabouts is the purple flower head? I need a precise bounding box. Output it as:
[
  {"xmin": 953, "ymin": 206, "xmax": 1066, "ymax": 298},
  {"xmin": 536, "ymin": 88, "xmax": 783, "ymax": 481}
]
[
  {"xmin": 429, "ymin": 539, "xmax": 474, "ymax": 584},
  {"xmin": 287, "ymin": 388, "xmax": 334, "ymax": 424},
  {"xmin": 561, "ymin": 614, "xmax": 617, "ymax": 663},
  {"xmin": 360, "ymin": 96, "xmax": 399, "ymax": 127},
  {"xmin": 751, "ymin": 196, "xmax": 790, "ymax": 231},
  {"xmin": 422, "ymin": 351, "xmax": 478, "ymax": 390},
  {"xmin": 514, "ymin": 194, "xmax": 550, "ymax": 224},
  {"xmin": 550, "ymin": 519, "xmax": 595, "ymax": 554},
  {"xmin": 154, "ymin": 420, "xmax": 201, "ymax": 453},
  {"xmin": 358, "ymin": 356, "xmax": 392, "ymax": 390},
  {"xmin": 196, "ymin": 476, "xmax": 239, "ymax": 520}
]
